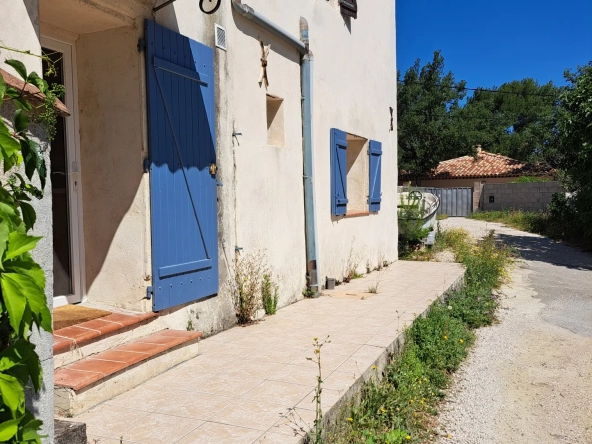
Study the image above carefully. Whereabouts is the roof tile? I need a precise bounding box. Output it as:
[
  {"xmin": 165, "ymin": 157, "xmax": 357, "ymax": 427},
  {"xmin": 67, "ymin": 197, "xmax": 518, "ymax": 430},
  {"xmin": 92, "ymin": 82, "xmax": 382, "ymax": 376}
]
[{"xmin": 400, "ymin": 150, "xmax": 554, "ymax": 180}]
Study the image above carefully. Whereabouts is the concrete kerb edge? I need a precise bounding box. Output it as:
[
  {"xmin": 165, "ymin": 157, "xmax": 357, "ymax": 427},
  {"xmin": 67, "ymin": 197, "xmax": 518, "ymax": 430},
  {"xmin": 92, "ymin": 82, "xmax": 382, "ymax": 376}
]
[{"xmin": 299, "ymin": 271, "xmax": 466, "ymax": 442}]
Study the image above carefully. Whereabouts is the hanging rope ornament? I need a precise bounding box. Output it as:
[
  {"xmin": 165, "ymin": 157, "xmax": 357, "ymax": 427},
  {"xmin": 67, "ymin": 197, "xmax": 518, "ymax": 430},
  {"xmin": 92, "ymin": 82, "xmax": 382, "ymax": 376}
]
[
  {"xmin": 258, "ymin": 39, "xmax": 271, "ymax": 89},
  {"xmin": 199, "ymin": 0, "xmax": 221, "ymax": 14}
]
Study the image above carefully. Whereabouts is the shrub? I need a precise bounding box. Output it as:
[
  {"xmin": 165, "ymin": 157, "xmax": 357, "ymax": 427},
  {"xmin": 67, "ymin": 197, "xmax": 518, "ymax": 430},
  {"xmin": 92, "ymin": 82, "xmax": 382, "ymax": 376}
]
[
  {"xmin": 232, "ymin": 251, "xmax": 269, "ymax": 324},
  {"xmin": 261, "ymin": 273, "xmax": 279, "ymax": 315},
  {"xmin": 510, "ymin": 176, "xmax": 551, "ymax": 183}
]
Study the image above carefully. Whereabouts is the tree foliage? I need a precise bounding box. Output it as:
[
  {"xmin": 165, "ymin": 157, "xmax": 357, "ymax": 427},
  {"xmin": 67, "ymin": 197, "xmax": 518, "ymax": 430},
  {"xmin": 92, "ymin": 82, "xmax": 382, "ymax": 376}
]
[
  {"xmin": 457, "ymin": 79, "xmax": 560, "ymax": 164},
  {"xmin": 397, "ymin": 51, "xmax": 561, "ymax": 177},
  {"xmin": 554, "ymin": 62, "xmax": 592, "ymax": 239},
  {"xmin": 0, "ymin": 57, "xmax": 58, "ymax": 443},
  {"xmin": 397, "ymin": 51, "xmax": 469, "ymax": 177}
]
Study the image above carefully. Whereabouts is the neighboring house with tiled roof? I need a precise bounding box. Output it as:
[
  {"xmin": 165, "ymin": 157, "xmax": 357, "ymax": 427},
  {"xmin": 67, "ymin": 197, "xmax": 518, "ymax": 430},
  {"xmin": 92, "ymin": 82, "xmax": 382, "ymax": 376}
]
[{"xmin": 399, "ymin": 146, "xmax": 555, "ymax": 188}]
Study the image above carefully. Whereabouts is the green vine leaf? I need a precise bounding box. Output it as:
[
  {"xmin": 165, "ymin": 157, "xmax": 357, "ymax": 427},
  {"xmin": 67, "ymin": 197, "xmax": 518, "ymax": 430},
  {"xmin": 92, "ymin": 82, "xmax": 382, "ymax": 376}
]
[
  {"xmin": 5, "ymin": 232, "xmax": 41, "ymax": 260},
  {"xmin": 1, "ymin": 273, "xmax": 27, "ymax": 333},
  {"xmin": 25, "ymin": 72, "xmax": 46, "ymax": 93},
  {"xmin": 0, "ymin": 373, "xmax": 25, "ymax": 416},
  {"xmin": 16, "ymin": 274, "xmax": 51, "ymax": 333},
  {"xmin": 5, "ymin": 260, "xmax": 45, "ymax": 291},
  {"xmin": 12, "ymin": 98, "xmax": 33, "ymax": 112},
  {"xmin": 0, "ymin": 221, "xmax": 9, "ymax": 267},
  {"xmin": 0, "ymin": 417, "xmax": 20, "ymax": 441},
  {"xmin": 18, "ymin": 202, "xmax": 36, "ymax": 231},
  {"xmin": 0, "ymin": 122, "xmax": 20, "ymax": 158},
  {"xmin": 20, "ymin": 413, "xmax": 44, "ymax": 442},
  {"xmin": 4, "ymin": 60, "xmax": 28, "ymax": 81},
  {"xmin": 13, "ymin": 110, "xmax": 29, "ymax": 135},
  {"xmin": 0, "ymin": 73, "xmax": 5, "ymax": 102}
]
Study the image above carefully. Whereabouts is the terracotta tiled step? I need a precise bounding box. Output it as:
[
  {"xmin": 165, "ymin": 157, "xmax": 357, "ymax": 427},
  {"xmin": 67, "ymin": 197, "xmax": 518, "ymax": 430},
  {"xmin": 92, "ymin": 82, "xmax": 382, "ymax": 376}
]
[
  {"xmin": 53, "ymin": 311, "xmax": 159, "ymax": 353},
  {"xmin": 54, "ymin": 329, "xmax": 202, "ymax": 416},
  {"xmin": 55, "ymin": 329, "xmax": 201, "ymax": 390}
]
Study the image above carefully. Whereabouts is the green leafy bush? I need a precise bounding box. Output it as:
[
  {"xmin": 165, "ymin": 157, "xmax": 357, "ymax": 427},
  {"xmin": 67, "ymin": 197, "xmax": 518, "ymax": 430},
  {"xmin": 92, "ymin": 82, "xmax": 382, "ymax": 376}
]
[
  {"xmin": 510, "ymin": 176, "xmax": 551, "ymax": 183},
  {"xmin": 0, "ymin": 58, "xmax": 59, "ymax": 442}
]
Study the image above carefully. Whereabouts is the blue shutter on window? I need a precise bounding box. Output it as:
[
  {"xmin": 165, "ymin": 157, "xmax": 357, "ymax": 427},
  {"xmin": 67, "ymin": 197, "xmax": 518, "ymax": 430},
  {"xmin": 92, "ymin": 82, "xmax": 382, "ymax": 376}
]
[
  {"xmin": 368, "ymin": 140, "xmax": 382, "ymax": 212},
  {"xmin": 331, "ymin": 128, "xmax": 348, "ymax": 216}
]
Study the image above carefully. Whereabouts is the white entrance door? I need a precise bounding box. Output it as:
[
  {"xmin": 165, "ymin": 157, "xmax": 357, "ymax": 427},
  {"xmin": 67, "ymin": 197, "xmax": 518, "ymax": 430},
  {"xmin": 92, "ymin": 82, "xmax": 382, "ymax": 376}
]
[{"xmin": 41, "ymin": 37, "xmax": 84, "ymax": 305}]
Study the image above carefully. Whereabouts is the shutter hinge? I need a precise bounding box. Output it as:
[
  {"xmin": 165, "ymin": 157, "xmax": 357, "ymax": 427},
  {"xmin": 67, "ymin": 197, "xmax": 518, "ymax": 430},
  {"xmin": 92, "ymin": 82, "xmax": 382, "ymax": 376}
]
[
  {"xmin": 145, "ymin": 286, "xmax": 154, "ymax": 300},
  {"xmin": 137, "ymin": 38, "xmax": 146, "ymax": 53},
  {"xmin": 143, "ymin": 158, "xmax": 150, "ymax": 173}
]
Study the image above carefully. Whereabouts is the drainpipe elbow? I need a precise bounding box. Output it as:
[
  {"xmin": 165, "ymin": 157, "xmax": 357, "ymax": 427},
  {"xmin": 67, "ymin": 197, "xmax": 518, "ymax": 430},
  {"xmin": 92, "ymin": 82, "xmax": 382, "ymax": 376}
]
[
  {"xmin": 231, "ymin": 0, "xmax": 254, "ymax": 18},
  {"xmin": 299, "ymin": 17, "xmax": 309, "ymax": 50}
]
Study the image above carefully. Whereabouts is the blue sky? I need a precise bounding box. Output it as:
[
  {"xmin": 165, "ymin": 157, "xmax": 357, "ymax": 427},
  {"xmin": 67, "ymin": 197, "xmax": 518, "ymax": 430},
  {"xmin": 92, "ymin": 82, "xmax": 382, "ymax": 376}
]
[{"xmin": 396, "ymin": 0, "xmax": 592, "ymax": 88}]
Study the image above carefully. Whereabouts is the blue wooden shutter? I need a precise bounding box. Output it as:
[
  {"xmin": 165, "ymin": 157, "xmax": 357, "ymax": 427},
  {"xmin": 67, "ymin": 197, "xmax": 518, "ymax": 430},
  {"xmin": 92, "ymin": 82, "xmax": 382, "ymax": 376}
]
[
  {"xmin": 368, "ymin": 140, "xmax": 382, "ymax": 212},
  {"xmin": 331, "ymin": 129, "xmax": 348, "ymax": 216},
  {"xmin": 145, "ymin": 20, "xmax": 218, "ymax": 311}
]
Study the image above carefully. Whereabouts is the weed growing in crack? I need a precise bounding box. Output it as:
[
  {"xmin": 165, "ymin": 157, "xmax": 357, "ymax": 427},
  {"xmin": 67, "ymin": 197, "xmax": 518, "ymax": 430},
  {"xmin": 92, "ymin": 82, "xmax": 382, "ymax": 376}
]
[
  {"xmin": 261, "ymin": 273, "xmax": 279, "ymax": 315},
  {"xmin": 308, "ymin": 336, "xmax": 330, "ymax": 444},
  {"xmin": 343, "ymin": 237, "xmax": 367, "ymax": 283}
]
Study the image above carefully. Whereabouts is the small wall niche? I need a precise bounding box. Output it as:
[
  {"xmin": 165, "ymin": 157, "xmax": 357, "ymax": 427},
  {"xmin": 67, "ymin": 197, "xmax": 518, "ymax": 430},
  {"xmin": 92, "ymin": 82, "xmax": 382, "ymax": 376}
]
[
  {"xmin": 266, "ymin": 94, "xmax": 285, "ymax": 147},
  {"xmin": 345, "ymin": 133, "xmax": 369, "ymax": 212}
]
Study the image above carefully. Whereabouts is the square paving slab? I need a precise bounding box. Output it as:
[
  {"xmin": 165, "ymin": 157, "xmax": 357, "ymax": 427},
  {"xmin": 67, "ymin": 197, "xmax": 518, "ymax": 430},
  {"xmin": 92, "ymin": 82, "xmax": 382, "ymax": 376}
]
[{"xmin": 77, "ymin": 260, "xmax": 464, "ymax": 444}]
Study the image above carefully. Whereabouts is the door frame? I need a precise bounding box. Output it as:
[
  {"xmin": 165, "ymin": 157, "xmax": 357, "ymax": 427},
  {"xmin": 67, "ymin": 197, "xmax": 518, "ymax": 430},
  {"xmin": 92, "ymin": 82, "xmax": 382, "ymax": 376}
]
[{"xmin": 41, "ymin": 36, "xmax": 86, "ymax": 306}]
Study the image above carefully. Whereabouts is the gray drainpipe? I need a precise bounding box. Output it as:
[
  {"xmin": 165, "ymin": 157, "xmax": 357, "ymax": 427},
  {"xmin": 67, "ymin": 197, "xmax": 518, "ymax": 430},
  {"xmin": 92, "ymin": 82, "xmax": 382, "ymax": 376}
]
[{"xmin": 231, "ymin": 0, "xmax": 321, "ymax": 294}]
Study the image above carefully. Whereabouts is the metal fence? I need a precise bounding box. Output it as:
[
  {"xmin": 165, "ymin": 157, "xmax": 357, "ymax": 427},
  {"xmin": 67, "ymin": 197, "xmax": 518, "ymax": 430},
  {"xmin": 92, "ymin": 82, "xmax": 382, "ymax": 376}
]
[{"xmin": 398, "ymin": 186, "xmax": 473, "ymax": 217}]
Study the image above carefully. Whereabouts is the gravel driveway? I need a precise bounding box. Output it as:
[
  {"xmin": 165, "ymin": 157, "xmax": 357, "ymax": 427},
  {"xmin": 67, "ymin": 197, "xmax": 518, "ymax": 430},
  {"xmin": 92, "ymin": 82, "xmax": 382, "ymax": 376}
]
[{"xmin": 435, "ymin": 217, "xmax": 592, "ymax": 444}]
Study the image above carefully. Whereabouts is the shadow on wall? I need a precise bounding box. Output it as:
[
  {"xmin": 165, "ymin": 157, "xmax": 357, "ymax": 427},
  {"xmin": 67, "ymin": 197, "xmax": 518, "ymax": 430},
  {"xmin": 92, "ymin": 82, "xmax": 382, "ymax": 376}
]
[
  {"xmin": 231, "ymin": 7, "xmax": 302, "ymax": 72},
  {"xmin": 79, "ymin": 15, "xmax": 219, "ymax": 297},
  {"xmin": 496, "ymin": 233, "xmax": 592, "ymax": 271}
]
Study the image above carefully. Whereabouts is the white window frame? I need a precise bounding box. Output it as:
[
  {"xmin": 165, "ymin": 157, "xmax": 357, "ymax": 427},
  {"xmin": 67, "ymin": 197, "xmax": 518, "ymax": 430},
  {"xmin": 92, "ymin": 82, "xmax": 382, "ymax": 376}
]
[{"xmin": 41, "ymin": 36, "xmax": 86, "ymax": 306}]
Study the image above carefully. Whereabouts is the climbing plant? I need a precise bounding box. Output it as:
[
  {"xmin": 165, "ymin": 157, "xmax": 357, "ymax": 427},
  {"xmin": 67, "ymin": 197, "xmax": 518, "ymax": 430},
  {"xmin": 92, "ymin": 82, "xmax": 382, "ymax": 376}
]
[{"xmin": 0, "ymin": 56, "xmax": 60, "ymax": 442}]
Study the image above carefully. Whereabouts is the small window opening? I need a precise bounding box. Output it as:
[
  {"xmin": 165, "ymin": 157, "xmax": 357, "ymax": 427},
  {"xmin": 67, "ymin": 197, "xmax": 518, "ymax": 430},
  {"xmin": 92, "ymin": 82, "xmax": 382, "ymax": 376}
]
[
  {"xmin": 345, "ymin": 133, "xmax": 368, "ymax": 213},
  {"xmin": 266, "ymin": 94, "xmax": 285, "ymax": 147}
]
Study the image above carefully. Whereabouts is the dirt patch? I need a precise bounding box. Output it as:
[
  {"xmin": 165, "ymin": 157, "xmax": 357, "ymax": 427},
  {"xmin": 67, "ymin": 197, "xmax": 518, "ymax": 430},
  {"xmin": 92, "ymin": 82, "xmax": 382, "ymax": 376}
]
[{"xmin": 436, "ymin": 219, "xmax": 592, "ymax": 444}]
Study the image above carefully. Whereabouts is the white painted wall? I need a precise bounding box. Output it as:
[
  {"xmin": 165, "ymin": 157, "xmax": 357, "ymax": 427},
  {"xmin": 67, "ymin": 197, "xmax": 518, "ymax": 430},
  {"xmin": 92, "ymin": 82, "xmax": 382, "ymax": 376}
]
[{"xmin": 10, "ymin": 0, "xmax": 397, "ymax": 336}]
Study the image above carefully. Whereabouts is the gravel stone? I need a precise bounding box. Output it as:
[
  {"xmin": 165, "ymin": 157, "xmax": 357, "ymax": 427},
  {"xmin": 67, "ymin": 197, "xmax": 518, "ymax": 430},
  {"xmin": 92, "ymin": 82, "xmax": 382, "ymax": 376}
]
[{"xmin": 434, "ymin": 218, "xmax": 592, "ymax": 444}]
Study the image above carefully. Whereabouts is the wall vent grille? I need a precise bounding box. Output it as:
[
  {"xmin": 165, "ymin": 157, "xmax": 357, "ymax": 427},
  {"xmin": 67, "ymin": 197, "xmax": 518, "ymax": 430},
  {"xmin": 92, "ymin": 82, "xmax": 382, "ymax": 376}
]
[{"xmin": 215, "ymin": 24, "xmax": 227, "ymax": 51}]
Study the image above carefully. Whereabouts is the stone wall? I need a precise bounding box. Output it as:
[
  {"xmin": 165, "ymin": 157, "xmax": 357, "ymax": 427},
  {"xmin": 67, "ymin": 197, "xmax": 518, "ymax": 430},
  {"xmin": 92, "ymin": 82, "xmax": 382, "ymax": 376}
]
[{"xmin": 480, "ymin": 181, "xmax": 564, "ymax": 212}]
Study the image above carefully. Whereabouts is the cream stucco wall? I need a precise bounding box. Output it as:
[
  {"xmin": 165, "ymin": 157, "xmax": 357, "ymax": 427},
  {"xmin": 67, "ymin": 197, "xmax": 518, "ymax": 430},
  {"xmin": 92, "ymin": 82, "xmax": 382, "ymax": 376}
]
[
  {"xmin": 18, "ymin": 0, "xmax": 398, "ymax": 337},
  {"xmin": 308, "ymin": 0, "xmax": 398, "ymax": 281},
  {"xmin": 75, "ymin": 25, "xmax": 150, "ymax": 310}
]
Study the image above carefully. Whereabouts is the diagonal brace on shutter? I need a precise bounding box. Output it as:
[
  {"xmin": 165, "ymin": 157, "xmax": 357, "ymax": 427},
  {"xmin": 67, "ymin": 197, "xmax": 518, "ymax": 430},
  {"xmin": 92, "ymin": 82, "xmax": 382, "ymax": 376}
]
[{"xmin": 153, "ymin": 65, "xmax": 211, "ymax": 260}]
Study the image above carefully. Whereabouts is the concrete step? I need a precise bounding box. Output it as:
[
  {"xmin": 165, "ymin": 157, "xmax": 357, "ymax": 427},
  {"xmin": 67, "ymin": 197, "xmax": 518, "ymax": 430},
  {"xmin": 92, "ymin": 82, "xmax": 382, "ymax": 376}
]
[
  {"xmin": 53, "ymin": 311, "xmax": 160, "ymax": 368},
  {"xmin": 54, "ymin": 329, "xmax": 202, "ymax": 416}
]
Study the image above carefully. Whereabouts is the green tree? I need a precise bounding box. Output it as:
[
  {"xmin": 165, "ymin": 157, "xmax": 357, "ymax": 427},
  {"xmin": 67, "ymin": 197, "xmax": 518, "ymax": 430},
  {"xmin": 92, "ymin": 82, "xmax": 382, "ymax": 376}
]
[
  {"xmin": 555, "ymin": 62, "xmax": 592, "ymax": 238},
  {"xmin": 458, "ymin": 79, "xmax": 560, "ymax": 164},
  {"xmin": 397, "ymin": 51, "xmax": 470, "ymax": 178}
]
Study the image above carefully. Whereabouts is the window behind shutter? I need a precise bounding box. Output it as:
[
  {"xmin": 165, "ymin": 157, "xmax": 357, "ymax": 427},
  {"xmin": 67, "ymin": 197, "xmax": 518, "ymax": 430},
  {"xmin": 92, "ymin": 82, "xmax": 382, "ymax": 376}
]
[
  {"xmin": 368, "ymin": 140, "xmax": 382, "ymax": 212},
  {"xmin": 331, "ymin": 128, "xmax": 348, "ymax": 216}
]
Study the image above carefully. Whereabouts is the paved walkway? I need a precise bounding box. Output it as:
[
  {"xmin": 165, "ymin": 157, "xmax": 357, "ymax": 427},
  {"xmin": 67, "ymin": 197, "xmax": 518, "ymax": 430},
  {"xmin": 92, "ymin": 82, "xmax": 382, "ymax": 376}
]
[
  {"xmin": 79, "ymin": 261, "xmax": 463, "ymax": 444},
  {"xmin": 438, "ymin": 218, "xmax": 592, "ymax": 443}
]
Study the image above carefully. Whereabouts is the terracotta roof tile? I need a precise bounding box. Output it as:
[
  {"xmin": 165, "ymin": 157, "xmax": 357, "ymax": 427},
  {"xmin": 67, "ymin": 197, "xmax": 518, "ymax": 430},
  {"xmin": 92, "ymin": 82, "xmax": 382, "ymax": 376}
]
[{"xmin": 400, "ymin": 150, "xmax": 554, "ymax": 180}]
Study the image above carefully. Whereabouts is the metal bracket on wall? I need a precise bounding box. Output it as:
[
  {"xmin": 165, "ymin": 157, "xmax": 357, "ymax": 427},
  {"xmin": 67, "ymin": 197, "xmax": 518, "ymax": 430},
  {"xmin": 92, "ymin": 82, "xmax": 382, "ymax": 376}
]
[
  {"xmin": 145, "ymin": 286, "xmax": 154, "ymax": 300},
  {"xmin": 153, "ymin": 0, "xmax": 177, "ymax": 12}
]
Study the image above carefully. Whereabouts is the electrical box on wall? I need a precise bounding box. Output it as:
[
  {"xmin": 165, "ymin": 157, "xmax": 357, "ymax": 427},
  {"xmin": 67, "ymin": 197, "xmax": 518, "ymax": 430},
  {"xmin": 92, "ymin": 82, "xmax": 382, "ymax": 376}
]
[{"xmin": 339, "ymin": 0, "xmax": 357, "ymax": 19}]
